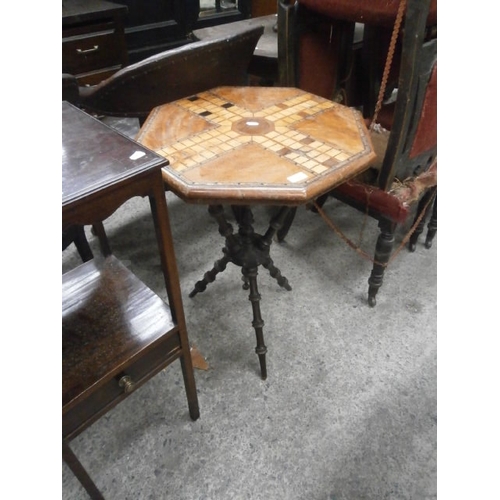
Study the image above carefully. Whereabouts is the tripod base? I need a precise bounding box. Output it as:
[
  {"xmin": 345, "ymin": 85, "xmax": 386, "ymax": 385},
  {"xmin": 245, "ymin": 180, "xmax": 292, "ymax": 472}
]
[{"xmin": 190, "ymin": 205, "xmax": 292, "ymax": 378}]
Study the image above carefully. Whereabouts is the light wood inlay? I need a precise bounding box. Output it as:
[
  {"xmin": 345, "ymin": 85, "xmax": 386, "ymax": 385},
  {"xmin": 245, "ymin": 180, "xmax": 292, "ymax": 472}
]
[
  {"xmin": 183, "ymin": 142, "xmax": 308, "ymax": 185},
  {"xmin": 293, "ymin": 108, "xmax": 366, "ymax": 155},
  {"xmin": 136, "ymin": 86, "xmax": 376, "ymax": 204}
]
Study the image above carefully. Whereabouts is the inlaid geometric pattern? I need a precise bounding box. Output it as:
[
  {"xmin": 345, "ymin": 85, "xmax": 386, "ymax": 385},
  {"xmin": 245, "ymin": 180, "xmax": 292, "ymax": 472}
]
[{"xmin": 137, "ymin": 86, "xmax": 375, "ymax": 204}]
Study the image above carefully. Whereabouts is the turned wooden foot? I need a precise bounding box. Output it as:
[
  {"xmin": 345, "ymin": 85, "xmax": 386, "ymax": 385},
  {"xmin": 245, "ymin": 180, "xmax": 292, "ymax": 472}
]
[{"xmin": 368, "ymin": 219, "xmax": 396, "ymax": 307}]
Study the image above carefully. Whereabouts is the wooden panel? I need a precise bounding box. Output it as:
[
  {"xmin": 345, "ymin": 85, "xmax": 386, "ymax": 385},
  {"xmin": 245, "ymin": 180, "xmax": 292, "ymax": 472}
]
[
  {"xmin": 62, "ymin": 29, "xmax": 124, "ymax": 74},
  {"xmin": 252, "ymin": 0, "xmax": 277, "ymax": 18},
  {"xmin": 113, "ymin": 0, "xmax": 252, "ymax": 62},
  {"xmin": 62, "ymin": 0, "xmax": 129, "ymax": 85}
]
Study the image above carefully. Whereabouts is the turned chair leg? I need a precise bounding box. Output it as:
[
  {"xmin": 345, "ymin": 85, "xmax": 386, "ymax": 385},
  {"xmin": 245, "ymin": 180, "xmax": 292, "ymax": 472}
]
[
  {"xmin": 408, "ymin": 189, "xmax": 435, "ymax": 252},
  {"xmin": 425, "ymin": 195, "xmax": 437, "ymax": 249},
  {"xmin": 276, "ymin": 207, "xmax": 297, "ymax": 242},
  {"xmin": 368, "ymin": 218, "xmax": 396, "ymax": 307}
]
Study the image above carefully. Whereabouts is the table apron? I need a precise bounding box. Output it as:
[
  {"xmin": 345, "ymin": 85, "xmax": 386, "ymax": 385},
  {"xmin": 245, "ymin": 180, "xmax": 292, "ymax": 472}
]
[{"xmin": 63, "ymin": 172, "xmax": 159, "ymax": 227}]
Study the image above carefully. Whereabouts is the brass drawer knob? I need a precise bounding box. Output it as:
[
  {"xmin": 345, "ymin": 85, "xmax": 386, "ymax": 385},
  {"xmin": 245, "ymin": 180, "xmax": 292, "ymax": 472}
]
[{"xmin": 118, "ymin": 375, "xmax": 135, "ymax": 393}]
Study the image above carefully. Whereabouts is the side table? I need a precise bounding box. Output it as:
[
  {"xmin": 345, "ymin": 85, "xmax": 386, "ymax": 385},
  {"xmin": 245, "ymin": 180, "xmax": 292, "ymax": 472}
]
[
  {"xmin": 62, "ymin": 101, "xmax": 199, "ymax": 499},
  {"xmin": 136, "ymin": 86, "xmax": 375, "ymax": 379}
]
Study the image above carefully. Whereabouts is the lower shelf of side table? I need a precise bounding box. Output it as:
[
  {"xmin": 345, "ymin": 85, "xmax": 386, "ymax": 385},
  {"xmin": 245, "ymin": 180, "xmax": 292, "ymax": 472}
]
[{"xmin": 62, "ymin": 255, "xmax": 182, "ymax": 440}]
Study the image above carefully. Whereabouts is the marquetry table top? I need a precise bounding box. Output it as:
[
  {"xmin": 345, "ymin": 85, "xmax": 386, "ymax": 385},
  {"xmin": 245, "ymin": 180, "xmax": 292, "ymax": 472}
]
[{"xmin": 136, "ymin": 86, "xmax": 375, "ymax": 205}]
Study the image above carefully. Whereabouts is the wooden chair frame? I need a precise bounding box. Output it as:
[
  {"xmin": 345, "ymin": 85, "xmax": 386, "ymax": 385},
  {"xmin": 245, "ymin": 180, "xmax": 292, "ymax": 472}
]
[{"xmin": 277, "ymin": 0, "xmax": 437, "ymax": 306}]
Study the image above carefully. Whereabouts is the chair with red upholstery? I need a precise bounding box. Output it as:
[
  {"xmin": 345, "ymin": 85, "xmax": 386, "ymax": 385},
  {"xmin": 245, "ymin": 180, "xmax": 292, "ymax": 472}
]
[{"xmin": 277, "ymin": 0, "xmax": 437, "ymax": 306}]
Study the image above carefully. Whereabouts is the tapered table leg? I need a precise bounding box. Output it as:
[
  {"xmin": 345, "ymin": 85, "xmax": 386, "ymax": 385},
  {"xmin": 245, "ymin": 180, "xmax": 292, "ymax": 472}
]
[{"xmin": 63, "ymin": 441, "xmax": 104, "ymax": 500}]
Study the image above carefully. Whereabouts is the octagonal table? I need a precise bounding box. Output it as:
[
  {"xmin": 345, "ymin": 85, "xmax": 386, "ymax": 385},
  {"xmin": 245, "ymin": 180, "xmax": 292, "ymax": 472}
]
[{"xmin": 136, "ymin": 86, "xmax": 375, "ymax": 379}]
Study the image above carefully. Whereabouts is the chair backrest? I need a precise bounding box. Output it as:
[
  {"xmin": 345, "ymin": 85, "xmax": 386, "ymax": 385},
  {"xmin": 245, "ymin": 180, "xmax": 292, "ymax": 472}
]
[
  {"xmin": 78, "ymin": 24, "xmax": 264, "ymax": 120},
  {"xmin": 376, "ymin": 0, "xmax": 437, "ymax": 190}
]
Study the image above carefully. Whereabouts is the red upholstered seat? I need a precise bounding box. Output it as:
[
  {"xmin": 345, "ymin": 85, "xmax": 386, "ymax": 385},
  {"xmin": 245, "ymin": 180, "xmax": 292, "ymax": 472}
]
[{"xmin": 334, "ymin": 161, "xmax": 437, "ymax": 226}]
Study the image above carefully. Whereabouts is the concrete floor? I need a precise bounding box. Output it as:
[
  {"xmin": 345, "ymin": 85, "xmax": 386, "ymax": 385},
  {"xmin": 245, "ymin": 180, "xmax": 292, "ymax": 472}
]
[{"xmin": 62, "ymin": 115, "xmax": 437, "ymax": 500}]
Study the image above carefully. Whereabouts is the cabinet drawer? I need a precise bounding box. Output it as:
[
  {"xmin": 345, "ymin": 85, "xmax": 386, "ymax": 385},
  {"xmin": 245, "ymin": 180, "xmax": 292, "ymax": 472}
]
[
  {"xmin": 62, "ymin": 256, "xmax": 183, "ymax": 441},
  {"xmin": 63, "ymin": 330, "xmax": 182, "ymax": 440},
  {"xmin": 63, "ymin": 30, "xmax": 123, "ymax": 75}
]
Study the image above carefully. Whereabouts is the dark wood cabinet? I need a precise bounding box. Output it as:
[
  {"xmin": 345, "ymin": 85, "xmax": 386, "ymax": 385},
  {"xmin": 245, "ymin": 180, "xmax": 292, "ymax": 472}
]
[
  {"xmin": 108, "ymin": 0, "xmax": 252, "ymax": 62},
  {"xmin": 62, "ymin": 1, "xmax": 254, "ymax": 78},
  {"xmin": 62, "ymin": 0, "xmax": 129, "ymax": 85}
]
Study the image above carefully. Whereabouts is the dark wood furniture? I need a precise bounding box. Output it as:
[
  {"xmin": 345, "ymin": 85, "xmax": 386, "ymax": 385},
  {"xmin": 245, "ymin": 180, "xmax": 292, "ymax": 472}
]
[
  {"xmin": 136, "ymin": 86, "xmax": 375, "ymax": 379},
  {"xmin": 63, "ymin": 23, "xmax": 263, "ymax": 124},
  {"xmin": 62, "ymin": 0, "xmax": 129, "ymax": 86},
  {"xmin": 252, "ymin": 0, "xmax": 277, "ymax": 18},
  {"xmin": 110, "ymin": 0, "xmax": 252, "ymax": 63},
  {"xmin": 277, "ymin": 0, "xmax": 437, "ymax": 306},
  {"xmin": 62, "ymin": 101, "xmax": 199, "ymax": 499},
  {"xmin": 279, "ymin": 0, "xmax": 436, "ymax": 117},
  {"xmin": 62, "ymin": 224, "xmax": 93, "ymax": 262},
  {"xmin": 278, "ymin": 0, "xmax": 365, "ymax": 108},
  {"xmin": 193, "ymin": 14, "xmax": 278, "ymax": 85}
]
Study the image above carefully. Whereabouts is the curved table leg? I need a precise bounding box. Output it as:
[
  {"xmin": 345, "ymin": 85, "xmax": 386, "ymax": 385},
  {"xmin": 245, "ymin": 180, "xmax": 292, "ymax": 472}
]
[
  {"xmin": 189, "ymin": 205, "xmax": 237, "ymax": 297},
  {"xmin": 262, "ymin": 255, "xmax": 292, "ymax": 291},
  {"xmin": 277, "ymin": 207, "xmax": 298, "ymax": 242},
  {"xmin": 190, "ymin": 204, "xmax": 293, "ymax": 378},
  {"xmin": 259, "ymin": 206, "xmax": 293, "ymax": 290},
  {"xmin": 189, "ymin": 253, "xmax": 231, "ymax": 298}
]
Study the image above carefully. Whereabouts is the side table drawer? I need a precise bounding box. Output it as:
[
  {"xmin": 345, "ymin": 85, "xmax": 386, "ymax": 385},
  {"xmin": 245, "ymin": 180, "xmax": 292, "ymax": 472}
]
[
  {"xmin": 63, "ymin": 329, "xmax": 182, "ymax": 440},
  {"xmin": 62, "ymin": 256, "xmax": 182, "ymax": 441},
  {"xmin": 63, "ymin": 30, "xmax": 124, "ymax": 76}
]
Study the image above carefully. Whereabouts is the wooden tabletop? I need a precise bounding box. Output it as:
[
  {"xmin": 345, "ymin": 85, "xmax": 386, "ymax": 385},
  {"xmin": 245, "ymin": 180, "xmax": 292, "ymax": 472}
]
[
  {"xmin": 136, "ymin": 86, "xmax": 375, "ymax": 205},
  {"xmin": 62, "ymin": 101, "xmax": 168, "ymax": 222}
]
